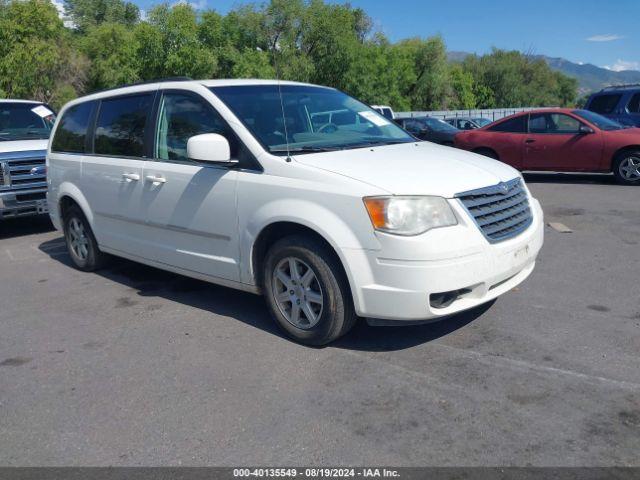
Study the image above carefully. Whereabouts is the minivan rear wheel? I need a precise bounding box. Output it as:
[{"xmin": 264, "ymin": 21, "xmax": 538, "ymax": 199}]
[
  {"xmin": 263, "ymin": 235, "xmax": 356, "ymax": 345},
  {"xmin": 613, "ymin": 151, "xmax": 640, "ymax": 185},
  {"xmin": 63, "ymin": 205, "xmax": 108, "ymax": 271}
]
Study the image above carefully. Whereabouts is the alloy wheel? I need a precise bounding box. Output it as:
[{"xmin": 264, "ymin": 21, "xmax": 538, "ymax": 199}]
[
  {"xmin": 272, "ymin": 257, "xmax": 324, "ymax": 329},
  {"xmin": 619, "ymin": 156, "xmax": 640, "ymax": 181},
  {"xmin": 68, "ymin": 217, "xmax": 89, "ymax": 261}
]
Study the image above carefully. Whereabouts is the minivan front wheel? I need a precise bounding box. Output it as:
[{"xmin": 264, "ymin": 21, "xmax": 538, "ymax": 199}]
[
  {"xmin": 613, "ymin": 151, "xmax": 640, "ymax": 185},
  {"xmin": 263, "ymin": 235, "xmax": 356, "ymax": 345},
  {"xmin": 63, "ymin": 205, "xmax": 108, "ymax": 271}
]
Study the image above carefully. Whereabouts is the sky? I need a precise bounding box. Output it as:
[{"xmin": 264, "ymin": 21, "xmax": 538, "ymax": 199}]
[{"xmin": 129, "ymin": 0, "xmax": 640, "ymax": 71}]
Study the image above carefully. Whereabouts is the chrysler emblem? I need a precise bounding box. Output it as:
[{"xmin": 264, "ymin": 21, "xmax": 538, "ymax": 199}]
[{"xmin": 495, "ymin": 182, "xmax": 509, "ymax": 194}]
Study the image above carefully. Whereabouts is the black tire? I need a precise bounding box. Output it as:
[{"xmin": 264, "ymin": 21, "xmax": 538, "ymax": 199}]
[
  {"xmin": 62, "ymin": 204, "xmax": 108, "ymax": 271},
  {"xmin": 263, "ymin": 235, "xmax": 357, "ymax": 346},
  {"xmin": 612, "ymin": 150, "xmax": 640, "ymax": 185},
  {"xmin": 474, "ymin": 148, "xmax": 499, "ymax": 160}
]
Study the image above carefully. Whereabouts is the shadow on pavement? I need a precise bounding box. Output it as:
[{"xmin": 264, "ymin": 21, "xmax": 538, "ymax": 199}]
[
  {"xmin": 0, "ymin": 215, "xmax": 54, "ymax": 240},
  {"xmin": 523, "ymin": 172, "xmax": 618, "ymax": 185},
  {"xmin": 334, "ymin": 301, "xmax": 493, "ymax": 352},
  {"xmin": 39, "ymin": 237, "xmax": 491, "ymax": 352}
]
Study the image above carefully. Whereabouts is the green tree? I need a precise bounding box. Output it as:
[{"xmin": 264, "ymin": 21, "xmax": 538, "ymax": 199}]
[
  {"xmin": 447, "ymin": 64, "xmax": 476, "ymax": 109},
  {"xmin": 396, "ymin": 36, "xmax": 449, "ymax": 110},
  {"xmin": 462, "ymin": 49, "xmax": 578, "ymax": 108},
  {"xmin": 135, "ymin": 3, "xmax": 216, "ymax": 80},
  {"xmin": 0, "ymin": 0, "xmax": 86, "ymax": 108},
  {"xmin": 64, "ymin": 0, "xmax": 139, "ymax": 33},
  {"xmin": 81, "ymin": 22, "xmax": 139, "ymax": 91}
]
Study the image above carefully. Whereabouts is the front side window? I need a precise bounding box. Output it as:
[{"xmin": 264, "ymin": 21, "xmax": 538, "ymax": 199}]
[
  {"xmin": 403, "ymin": 119, "xmax": 422, "ymax": 134},
  {"xmin": 473, "ymin": 118, "xmax": 492, "ymax": 127},
  {"xmin": 419, "ymin": 117, "xmax": 459, "ymax": 133},
  {"xmin": 488, "ymin": 115, "xmax": 527, "ymax": 133},
  {"xmin": 51, "ymin": 102, "xmax": 93, "ymax": 153},
  {"xmin": 0, "ymin": 103, "xmax": 55, "ymax": 141},
  {"xmin": 529, "ymin": 113, "xmax": 582, "ymax": 134},
  {"xmin": 155, "ymin": 92, "xmax": 235, "ymax": 161},
  {"xmin": 626, "ymin": 93, "xmax": 640, "ymax": 113},
  {"xmin": 210, "ymin": 85, "xmax": 413, "ymax": 155},
  {"xmin": 94, "ymin": 94, "xmax": 153, "ymax": 157},
  {"xmin": 588, "ymin": 94, "xmax": 621, "ymax": 114}
]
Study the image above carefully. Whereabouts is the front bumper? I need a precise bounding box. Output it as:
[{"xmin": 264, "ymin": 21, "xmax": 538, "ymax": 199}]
[
  {"xmin": 343, "ymin": 198, "xmax": 544, "ymax": 321},
  {"xmin": 0, "ymin": 188, "xmax": 48, "ymax": 219}
]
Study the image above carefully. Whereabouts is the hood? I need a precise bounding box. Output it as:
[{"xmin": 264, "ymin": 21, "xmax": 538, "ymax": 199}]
[
  {"xmin": 293, "ymin": 141, "xmax": 521, "ymax": 198},
  {"xmin": 0, "ymin": 138, "xmax": 48, "ymax": 154}
]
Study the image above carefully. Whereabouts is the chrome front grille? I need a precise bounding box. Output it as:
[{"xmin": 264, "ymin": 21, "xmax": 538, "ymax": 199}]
[
  {"xmin": 456, "ymin": 177, "xmax": 533, "ymax": 243},
  {"xmin": 0, "ymin": 150, "xmax": 47, "ymax": 191}
]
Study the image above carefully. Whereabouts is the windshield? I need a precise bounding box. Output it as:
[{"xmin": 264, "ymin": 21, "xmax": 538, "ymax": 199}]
[
  {"xmin": 210, "ymin": 85, "xmax": 414, "ymax": 154},
  {"xmin": 572, "ymin": 109, "xmax": 625, "ymax": 131},
  {"xmin": 0, "ymin": 103, "xmax": 56, "ymax": 140},
  {"xmin": 417, "ymin": 117, "xmax": 460, "ymax": 133}
]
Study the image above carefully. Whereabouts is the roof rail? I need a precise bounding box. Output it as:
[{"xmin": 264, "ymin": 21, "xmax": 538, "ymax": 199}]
[
  {"xmin": 94, "ymin": 76, "xmax": 193, "ymax": 94},
  {"xmin": 600, "ymin": 83, "xmax": 640, "ymax": 92}
]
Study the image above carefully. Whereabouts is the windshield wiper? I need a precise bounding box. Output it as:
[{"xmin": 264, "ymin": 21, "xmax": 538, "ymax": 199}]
[
  {"xmin": 269, "ymin": 145, "xmax": 341, "ymax": 153},
  {"xmin": 339, "ymin": 139, "xmax": 414, "ymax": 149}
]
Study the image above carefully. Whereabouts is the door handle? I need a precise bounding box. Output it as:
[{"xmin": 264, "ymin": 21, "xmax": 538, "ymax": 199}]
[
  {"xmin": 122, "ymin": 173, "xmax": 140, "ymax": 182},
  {"xmin": 145, "ymin": 175, "xmax": 167, "ymax": 184},
  {"xmin": 525, "ymin": 139, "xmax": 536, "ymax": 144}
]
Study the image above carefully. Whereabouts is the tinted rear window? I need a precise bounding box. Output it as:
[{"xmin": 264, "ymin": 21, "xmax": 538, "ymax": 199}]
[
  {"xmin": 488, "ymin": 115, "xmax": 527, "ymax": 133},
  {"xmin": 627, "ymin": 93, "xmax": 640, "ymax": 113},
  {"xmin": 51, "ymin": 102, "xmax": 94, "ymax": 153},
  {"xmin": 588, "ymin": 94, "xmax": 621, "ymax": 114},
  {"xmin": 94, "ymin": 94, "xmax": 153, "ymax": 157}
]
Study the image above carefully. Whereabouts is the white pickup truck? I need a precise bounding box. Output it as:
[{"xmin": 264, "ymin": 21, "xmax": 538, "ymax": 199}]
[{"xmin": 0, "ymin": 100, "xmax": 55, "ymax": 219}]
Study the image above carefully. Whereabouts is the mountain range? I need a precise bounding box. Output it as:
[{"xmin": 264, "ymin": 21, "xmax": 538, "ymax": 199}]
[{"xmin": 447, "ymin": 51, "xmax": 640, "ymax": 95}]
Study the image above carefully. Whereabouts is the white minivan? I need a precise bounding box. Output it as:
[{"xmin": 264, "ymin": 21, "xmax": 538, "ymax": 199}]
[{"xmin": 47, "ymin": 79, "xmax": 544, "ymax": 345}]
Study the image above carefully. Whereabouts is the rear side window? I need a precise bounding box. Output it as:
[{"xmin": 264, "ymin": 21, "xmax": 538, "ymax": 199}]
[
  {"xmin": 588, "ymin": 94, "xmax": 621, "ymax": 114},
  {"xmin": 627, "ymin": 93, "xmax": 640, "ymax": 113},
  {"xmin": 94, "ymin": 94, "xmax": 153, "ymax": 157},
  {"xmin": 529, "ymin": 113, "xmax": 581, "ymax": 134},
  {"xmin": 51, "ymin": 102, "xmax": 94, "ymax": 153},
  {"xmin": 488, "ymin": 115, "xmax": 526, "ymax": 133}
]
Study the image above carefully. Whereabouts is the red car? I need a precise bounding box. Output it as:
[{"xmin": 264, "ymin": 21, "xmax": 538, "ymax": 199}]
[{"xmin": 454, "ymin": 108, "xmax": 640, "ymax": 185}]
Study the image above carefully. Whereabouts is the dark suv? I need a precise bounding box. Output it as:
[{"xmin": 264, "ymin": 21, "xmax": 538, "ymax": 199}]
[{"xmin": 584, "ymin": 85, "xmax": 640, "ymax": 127}]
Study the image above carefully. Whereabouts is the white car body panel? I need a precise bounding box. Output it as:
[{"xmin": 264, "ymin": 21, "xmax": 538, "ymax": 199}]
[{"xmin": 47, "ymin": 79, "xmax": 544, "ymax": 322}]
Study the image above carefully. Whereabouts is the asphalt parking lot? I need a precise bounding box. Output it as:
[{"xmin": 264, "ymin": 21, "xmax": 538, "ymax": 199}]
[{"xmin": 1, "ymin": 173, "xmax": 639, "ymax": 466}]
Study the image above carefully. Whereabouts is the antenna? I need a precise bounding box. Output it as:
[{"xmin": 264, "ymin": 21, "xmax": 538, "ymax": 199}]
[{"xmin": 271, "ymin": 42, "xmax": 292, "ymax": 162}]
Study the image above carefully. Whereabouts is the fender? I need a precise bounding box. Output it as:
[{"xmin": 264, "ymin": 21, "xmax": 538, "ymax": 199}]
[
  {"xmin": 240, "ymin": 198, "xmax": 380, "ymax": 290},
  {"xmin": 56, "ymin": 181, "xmax": 95, "ymax": 228}
]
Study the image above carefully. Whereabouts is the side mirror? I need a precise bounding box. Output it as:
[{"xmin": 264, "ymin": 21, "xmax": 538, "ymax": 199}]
[
  {"xmin": 578, "ymin": 125, "xmax": 594, "ymax": 134},
  {"xmin": 187, "ymin": 133, "xmax": 238, "ymax": 166}
]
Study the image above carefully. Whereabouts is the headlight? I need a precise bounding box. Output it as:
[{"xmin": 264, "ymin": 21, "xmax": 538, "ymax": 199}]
[{"xmin": 363, "ymin": 196, "xmax": 457, "ymax": 236}]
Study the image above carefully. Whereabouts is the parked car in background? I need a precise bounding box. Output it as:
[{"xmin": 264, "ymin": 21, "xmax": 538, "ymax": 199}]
[
  {"xmin": 584, "ymin": 84, "xmax": 640, "ymax": 127},
  {"xmin": 445, "ymin": 117, "xmax": 492, "ymax": 130},
  {"xmin": 0, "ymin": 100, "xmax": 55, "ymax": 219},
  {"xmin": 454, "ymin": 108, "xmax": 640, "ymax": 185},
  {"xmin": 395, "ymin": 116, "xmax": 460, "ymax": 145},
  {"xmin": 370, "ymin": 105, "xmax": 395, "ymax": 119},
  {"xmin": 47, "ymin": 79, "xmax": 543, "ymax": 345}
]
